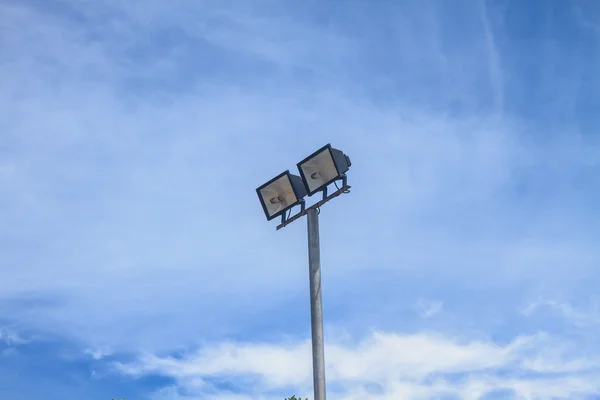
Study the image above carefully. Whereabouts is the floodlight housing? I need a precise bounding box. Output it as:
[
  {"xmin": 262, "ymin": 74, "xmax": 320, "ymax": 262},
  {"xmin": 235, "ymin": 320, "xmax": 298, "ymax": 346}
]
[
  {"xmin": 256, "ymin": 171, "xmax": 307, "ymax": 221},
  {"xmin": 297, "ymin": 144, "xmax": 351, "ymax": 196}
]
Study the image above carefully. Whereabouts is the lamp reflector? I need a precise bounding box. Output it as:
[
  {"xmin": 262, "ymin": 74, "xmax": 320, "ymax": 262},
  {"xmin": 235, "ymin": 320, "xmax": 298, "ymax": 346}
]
[{"xmin": 256, "ymin": 171, "xmax": 307, "ymax": 221}]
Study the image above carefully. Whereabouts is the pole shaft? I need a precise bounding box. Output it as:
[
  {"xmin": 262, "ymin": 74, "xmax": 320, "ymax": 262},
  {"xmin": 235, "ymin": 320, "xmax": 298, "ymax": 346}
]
[{"xmin": 307, "ymin": 208, "xmax": 326, "ymax": 400}]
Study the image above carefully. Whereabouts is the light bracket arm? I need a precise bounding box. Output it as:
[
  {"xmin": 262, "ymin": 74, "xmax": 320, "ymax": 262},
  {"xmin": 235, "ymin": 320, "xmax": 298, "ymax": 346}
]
[
  {"xmin": 276, "ymin": 184, "xmax": 351, "ymax": 231},
  {"xmin": 280, "ymin": 199, "xmax": 306, "ymax": 225}
]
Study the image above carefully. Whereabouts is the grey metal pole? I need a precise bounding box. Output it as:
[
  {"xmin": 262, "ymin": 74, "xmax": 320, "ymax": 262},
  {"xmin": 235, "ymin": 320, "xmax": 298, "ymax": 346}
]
[{"xmin": 307, "ymin": 208, "xmax": 326, "ymax": 400}]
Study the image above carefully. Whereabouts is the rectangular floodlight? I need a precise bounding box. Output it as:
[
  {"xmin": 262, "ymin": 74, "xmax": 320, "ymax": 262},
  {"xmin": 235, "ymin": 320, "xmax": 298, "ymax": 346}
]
[
  {"xmin": 297, "ymin": 144, "xmax": 351, "ymax": 196},
  {"xmin": 256, "ymin": 171, "xmax": 307, "ymax": 221}
]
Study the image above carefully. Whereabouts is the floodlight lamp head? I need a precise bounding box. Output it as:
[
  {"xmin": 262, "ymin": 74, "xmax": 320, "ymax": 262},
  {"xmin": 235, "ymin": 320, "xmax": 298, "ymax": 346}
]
[
  {"xmin": 297, "ymin": 144, "xmax": 351, "ymax": 196},
  {"xmin": 256, "ymin": 170, "xmax": 307, "ymax": 221}
]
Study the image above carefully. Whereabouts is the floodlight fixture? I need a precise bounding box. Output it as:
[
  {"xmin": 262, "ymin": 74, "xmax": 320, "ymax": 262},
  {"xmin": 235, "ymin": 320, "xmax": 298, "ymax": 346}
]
[
  {"xmin": 256, "ymin": 170, "xmax": 307, "ymax": 221},
  {"xmin": 297, "ymin": 144, "xmax": 351, "ymax": 196}
]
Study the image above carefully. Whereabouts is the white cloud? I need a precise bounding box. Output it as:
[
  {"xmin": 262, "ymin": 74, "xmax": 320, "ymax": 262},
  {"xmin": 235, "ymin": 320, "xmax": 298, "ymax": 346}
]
[{"xmin": 117, "ymin": 331, "xmax": 600, "ymax": 399}]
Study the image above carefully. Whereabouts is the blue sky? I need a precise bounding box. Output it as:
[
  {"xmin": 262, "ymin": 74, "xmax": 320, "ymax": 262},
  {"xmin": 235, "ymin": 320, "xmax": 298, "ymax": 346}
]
[{"xmin": 1, "ymin": 0, "xmax": 600, "ymax": 399}]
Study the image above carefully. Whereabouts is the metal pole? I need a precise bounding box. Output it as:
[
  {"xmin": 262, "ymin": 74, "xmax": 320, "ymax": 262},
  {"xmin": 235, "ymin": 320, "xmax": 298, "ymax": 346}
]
[{"xmin": 307, "ymin": 208, "xmax": 326, "ymax": 400}]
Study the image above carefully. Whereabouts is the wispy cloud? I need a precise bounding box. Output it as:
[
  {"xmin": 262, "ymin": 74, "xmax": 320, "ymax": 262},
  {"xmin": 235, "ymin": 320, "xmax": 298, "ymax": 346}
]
[
  {"xmin": 84, "ymin": 345, "xmax": 114, "ymax": 360},
  {"xmin": 478, "ymin": 0, "xmax": 505, "ymax": 114},
  {"xmin": 416, "ymin": 299, "xmax": 443, "ymax": 319},
  {"xmin": 522, "ymin": 299, "xmax": 600, "ymax": 327},
  {"xmin": 0, "ymin": 327, "xmax": 27, "ymax": 347}
]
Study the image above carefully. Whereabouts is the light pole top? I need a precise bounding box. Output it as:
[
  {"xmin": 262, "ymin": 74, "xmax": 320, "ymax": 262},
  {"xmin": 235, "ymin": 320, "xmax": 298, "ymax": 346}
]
[{"xmin": 255, "ymin": 144, "xmax": 352, "ymax": 229}]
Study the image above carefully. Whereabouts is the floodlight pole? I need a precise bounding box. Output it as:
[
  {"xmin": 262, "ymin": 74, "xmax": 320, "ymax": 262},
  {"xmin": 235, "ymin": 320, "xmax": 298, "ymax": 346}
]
[
  {"xmin": 307, "ymin": 208, "xmax": 326, "ymax": 400},
  {"xmin": 275, "ymin": 182, "xmax": 351, "ymax": 400}
]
